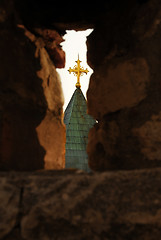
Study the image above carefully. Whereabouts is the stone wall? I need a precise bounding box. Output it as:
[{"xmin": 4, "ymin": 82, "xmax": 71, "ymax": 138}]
[
  {"xmin": 87, "ymin": 0, "xmax": 161, "ymax": 170},
  {"xmin": 1, "ymin": 0, "xmax": 161, "ymax": 239},
  {"xmin": 2, "ymin": 0, "xmax": 161, "ymax": 172},
  {"xmin": 0, "ymin": 0, "xmax": 65, "ymax": 170},
  {"xmin": 1, "ymin": 169, "xmax": 161, "ymax": 240}
]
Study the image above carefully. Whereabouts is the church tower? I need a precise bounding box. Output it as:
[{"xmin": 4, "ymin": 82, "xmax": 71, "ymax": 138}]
[{"xmin": 64, "ymin": 56, "xmax": 95, "ymax": 172}]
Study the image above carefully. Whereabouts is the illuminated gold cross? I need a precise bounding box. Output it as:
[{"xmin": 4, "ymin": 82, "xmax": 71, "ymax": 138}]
[{"xmin": 68, "ymin": 55, "xmax": 89, "ymax": 88}]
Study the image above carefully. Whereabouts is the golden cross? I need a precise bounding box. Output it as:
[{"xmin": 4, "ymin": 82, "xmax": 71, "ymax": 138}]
[{"xmin": 68, "ymin": 55, "xmax": 89, "ymax": 88}]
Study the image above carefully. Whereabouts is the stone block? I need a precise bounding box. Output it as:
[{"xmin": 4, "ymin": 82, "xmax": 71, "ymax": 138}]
[
  {"xmin": 1, "ymin": 169, "xmax": 161, "ymax": 239},
  {"xmin": 87, "ymin": 0, "xmax": 161, "ymax": 171},
  {"xmin": 0, "ymin": 175, "xmax": 20, "ymax": 239},
  {"xmin": 0, "ymin": 1, "xmax": 65, "ymax": 170}
]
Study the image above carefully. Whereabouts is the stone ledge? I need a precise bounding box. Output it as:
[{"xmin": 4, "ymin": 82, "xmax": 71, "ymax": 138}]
[{"xmin": 1, "ymin": 168, "xmax": 161, "ymax": 239}]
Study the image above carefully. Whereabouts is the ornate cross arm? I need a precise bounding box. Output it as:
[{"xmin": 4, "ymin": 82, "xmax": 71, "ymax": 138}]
[
  {"xmin": 68, "ymin": 55, "xmax": 89, "ymax": 88},
  {"xmin": 68, "ymin": 67, "xmax": 77, "ymax": 74}
]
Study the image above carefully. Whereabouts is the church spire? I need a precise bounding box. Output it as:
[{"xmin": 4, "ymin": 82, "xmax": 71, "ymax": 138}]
[{"xmin": 68, "ymin": 55, "xmax": 89, "ymax": 88}]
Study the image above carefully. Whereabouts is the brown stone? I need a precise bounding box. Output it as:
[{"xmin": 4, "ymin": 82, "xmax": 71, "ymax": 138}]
[
  {"xmin": 0, "ymin": 175, "xmax": 20, "ymax": 239},
  {"xmin": 0, "ymin": 3, "xmax": 65, "ymax": 170},
  {"xmin": 133, "ymin": 112, "xmax": 161, "ymax": 161},
  {"xmin": 0, "ymin": 105, "xmax": 45, "ymax": 171},
  {"xmin": 87, "ymin": 121, "xmax": 120, "ymax": 170},
  {"xmin": 34, "ymin": 28, "xmax": 65, "ymax": 68},
  {"xmin": 2, "ymin": 0, "xmax": 161, "ymax": 240},
  {"xmin": 87, "ymin": 58, "xmax": 149, "ymax": 120},
  {"xmin": 1, "ymin": 169, "xmax": 161, "ymax": 239},
  {"xmin": 36, "ymin": 111, "xmax": 65, "ymax": 169},
  {"xmin": 2, "ymin": 0, "xmax": 161, "ymax": 174},
  {"xmin": 87, "ymin": 0, "xmax": 161, "ymax": 171}
]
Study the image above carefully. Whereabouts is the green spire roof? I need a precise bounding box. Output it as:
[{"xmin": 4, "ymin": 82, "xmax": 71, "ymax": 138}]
[{"xmin": 64, "ymin": 88, "xmax": 95, "ymax": 172}]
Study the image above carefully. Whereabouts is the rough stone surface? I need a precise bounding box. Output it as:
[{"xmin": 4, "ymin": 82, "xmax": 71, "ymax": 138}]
[
  {"xmin": 2, "ymin": 2, "xmax": 161, "ymax": 239},
  {"xmin": 133, "ymin": 111, "xmax": 161, "ymax": 161},
  {"xmin": 87, "ymin": 121, "xmax": 120, "ymax": 170},
  {"xmin": 0, "ymin": 1, "xmax": 65, "ymax": 170},
  {"xmin": 37, "ymin": 111, "xmax": 65, "ymax": 169},
  {"xmin": 87, "ymin": 58, "xmax": 149, "ymax": 120},
  {"xmin": 2, "ymin": 0, "xmax": 161, "ymax": 173},
  {"xmin": 0, "ymin": 177, "xmax": 20, "ymax": 239},
  {"xmin": 87, "ymin": 0, "xmax": 161, "ymax": 170},
  {"xmin": 34, "ymin": 28, "xmax": 65, "ymax": 69},
  {"xmin": 1, "ymin": 169, "xmax": 161, "ymax": 239}
]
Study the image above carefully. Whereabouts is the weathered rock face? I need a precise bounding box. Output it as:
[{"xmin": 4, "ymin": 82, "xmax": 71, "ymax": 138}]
[
  {"xmin": 0, "ymin": 1, "xmax": 65, "ymax": 170},
  {"xmin": 2, "ymin": 0, "xmax": 161, "ymax": 173},
  {"xmin": 2, "ymin": 0, "xmax": 161, "ymax": 240},
  {"xmin": 87, "ymin": 0, "xmax": 161, "ymax": 170},
  {"xmin": 34, "ymin": 28, "xmax": 65, "ymax": 68},
  {"xmin": 1, "ymin": 169, "xmax": 161, "ymax": 240},
  {"xmin": 2, "ymin": 0, "xmax": 161, "ymax": 174}
]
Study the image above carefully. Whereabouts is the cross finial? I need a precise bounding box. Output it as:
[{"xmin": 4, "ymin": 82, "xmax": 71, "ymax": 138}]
[{"xmin": 68, "ymin": 55, "xmax": 89, "ymax": 88}]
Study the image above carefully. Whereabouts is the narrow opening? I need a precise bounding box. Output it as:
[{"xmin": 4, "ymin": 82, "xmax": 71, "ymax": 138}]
[
  {"xmin": 57, "ymin": 29, "xmax": 95, "ymax": 172},
  {"xmin": 57, "ymin": 29, "xmax": 93, "ymax": 110}
]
